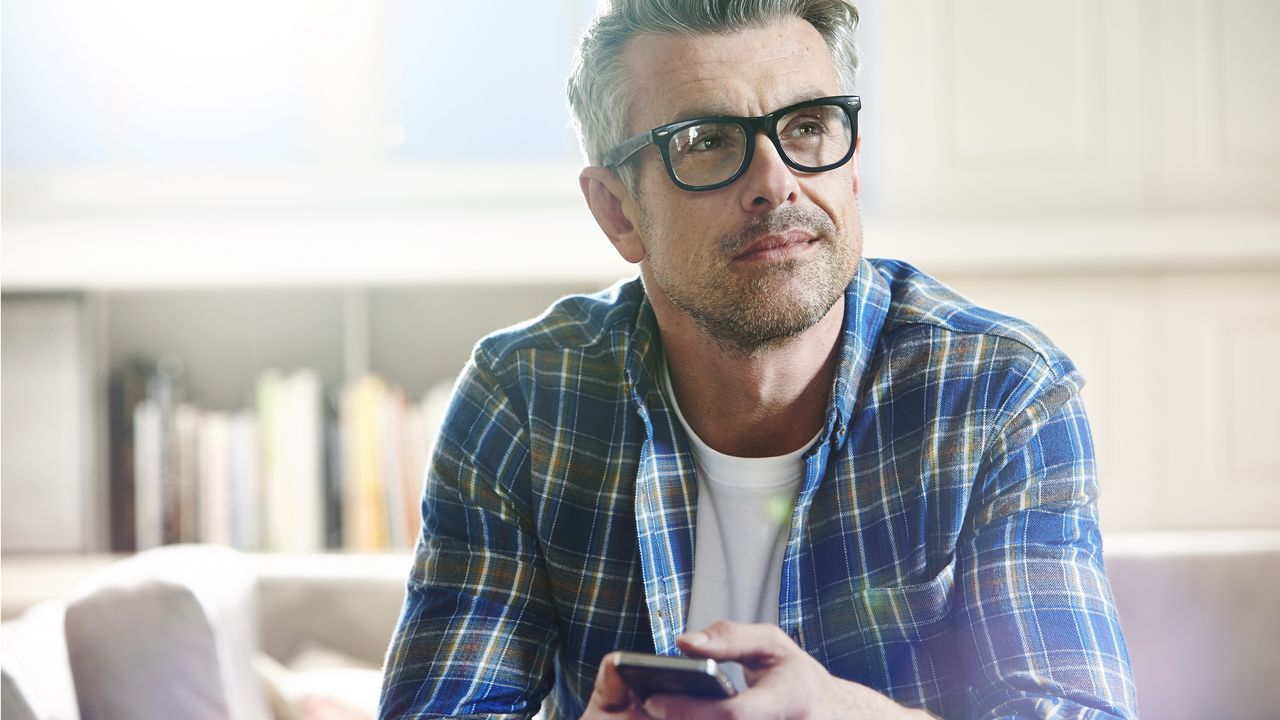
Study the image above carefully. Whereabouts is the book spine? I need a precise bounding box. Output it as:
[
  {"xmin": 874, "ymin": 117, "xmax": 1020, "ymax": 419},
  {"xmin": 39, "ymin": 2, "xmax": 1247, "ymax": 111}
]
[
  {"xmin": 107, "ymin": 361, "xmax": 152, "ymax": 553},
  {"xmin": 116, "ymin": 359, "xmax": 450, "ymax": 552},
  {"xmin": 133, "ymin": 399, "xmax": 162, "ymax": 551}
]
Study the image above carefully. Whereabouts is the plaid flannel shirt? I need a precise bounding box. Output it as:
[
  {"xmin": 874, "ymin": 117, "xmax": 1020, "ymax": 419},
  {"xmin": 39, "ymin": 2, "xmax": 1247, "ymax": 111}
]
[{"xmin": 379, "ymin": 259, "xmax": 1138, "ymax": 719}]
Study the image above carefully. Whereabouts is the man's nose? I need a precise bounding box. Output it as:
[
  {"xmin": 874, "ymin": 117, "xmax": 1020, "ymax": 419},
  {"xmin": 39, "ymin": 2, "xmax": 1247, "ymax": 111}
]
[{"xmin": 738, "ymin": 132, "xmax": 798, "ymax": 213}]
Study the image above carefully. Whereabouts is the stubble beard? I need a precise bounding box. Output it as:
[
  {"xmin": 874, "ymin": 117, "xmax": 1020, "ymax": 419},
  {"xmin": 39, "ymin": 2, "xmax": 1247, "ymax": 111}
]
[{"xmin": 642, "ymin": 204, "xmax": 861, "ymax": 356}]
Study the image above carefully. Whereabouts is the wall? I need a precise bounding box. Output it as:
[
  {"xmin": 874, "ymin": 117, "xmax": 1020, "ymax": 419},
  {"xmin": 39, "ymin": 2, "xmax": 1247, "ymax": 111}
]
[{"xmin": 2, "ymin": 0, "xmax": 1278, "ymax": 553}]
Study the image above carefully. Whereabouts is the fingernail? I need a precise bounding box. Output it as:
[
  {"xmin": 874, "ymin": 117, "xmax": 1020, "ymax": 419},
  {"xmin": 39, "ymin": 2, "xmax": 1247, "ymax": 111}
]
[
  {"xmin": 681, "ymin": 631, "xmax": 710, "ymax": 647},
  {"xmin": 643, "ymin": 698, "xmax": 667, "ymax": 719}
]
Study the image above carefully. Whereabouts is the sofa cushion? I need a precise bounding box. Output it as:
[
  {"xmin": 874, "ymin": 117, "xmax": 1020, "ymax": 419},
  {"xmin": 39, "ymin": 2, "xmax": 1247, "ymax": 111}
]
[
  {"xmin": 63, "ymin": 544, "xmax": 270, "ymax": 720},
  {"xmin": 256, "ymin": 644, "xmax": 380, "ymax": 720},
  {"xmin": 1, "ymin": 599, "xmax": 78, "ymax": 720}
]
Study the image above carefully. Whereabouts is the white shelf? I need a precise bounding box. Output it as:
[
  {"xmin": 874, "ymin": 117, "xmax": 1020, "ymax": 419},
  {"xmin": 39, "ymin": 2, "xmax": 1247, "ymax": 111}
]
[
  {"xmin": 6, "ymin": 212, "xmax": 1277, "ymax": 290},
  {"xmin": 2, "ymin": 165, "xmax": 637, "ymax": 289},
  {"xmin": 864, "ymin": 215, "xmax": 1280, "ymax": 276},
  {"xmin": 3, "ymin": 167, "xmax": 1278, "ymax": 290},
  {"xmin": 2, "ymin": 207, "xmax": 634, "ymax": 289}
]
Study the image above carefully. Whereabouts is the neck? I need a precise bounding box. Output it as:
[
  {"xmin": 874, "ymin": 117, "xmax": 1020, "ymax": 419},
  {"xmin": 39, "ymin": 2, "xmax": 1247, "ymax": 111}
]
[{"xmin": 656, "ymin": 294, "xmax": 845, "ymax": 458}]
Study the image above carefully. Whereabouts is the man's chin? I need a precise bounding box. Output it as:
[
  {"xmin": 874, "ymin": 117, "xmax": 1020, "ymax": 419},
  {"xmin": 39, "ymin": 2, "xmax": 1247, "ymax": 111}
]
[
  {"xmin": 701, "ymin": 288, "xmax": 842, "ymax": 352},
  {"xmin": 738, "ymin": 262, "xmax": 840, "ymax": 305}
]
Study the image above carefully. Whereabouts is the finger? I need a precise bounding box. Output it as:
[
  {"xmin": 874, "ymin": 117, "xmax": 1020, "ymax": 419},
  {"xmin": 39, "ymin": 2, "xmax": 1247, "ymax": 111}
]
[
  {"xmin": 644, "ymin": 690, "xmax": 781, "ymax": 720},
  {"xmin": 676, "ymin": 621, "xmax": 795, "ymax": 664},
  {"xmin": 641, "ymin": 693, "xmax": 727, "ymax": 720},
  {"xmin": 589, "ymin": 652, "xmax": 637, "ymax": 713}
]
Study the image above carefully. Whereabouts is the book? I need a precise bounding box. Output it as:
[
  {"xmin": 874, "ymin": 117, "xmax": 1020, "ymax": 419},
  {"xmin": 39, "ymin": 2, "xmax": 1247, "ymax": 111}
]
[
  {"xmin": 341, "ymin": 375, "xmax": 389, "ymax": 551},
  {"xmin": 116, "ymin": 356, "xmax": 451, "ymax": 552},
  {"xmin": 228, "ymin": 410, "xmax": 260, "ymax": 551},
  {"xmin": 148, "ymin": 355, "xmax": 186, "ymax": 545},
  {"xmin": 108, "ymin": 359, "xmax": 154, "ymax": 553},
  {"xmin": 133, "ymin": 398, "xmax": 163, "ymax": 551},
  {"xmin": 322, "ymin": 387, "xmax": 344, "ymax": 550},
  {"xmin": 174, "ymin": 403, "xmax": 202, "ymax": 544},
  {"xmin": 400, "ymin": 398, "xmax": 428, "ymax": 548},
  {"xmin": 258, "ymin": 369, "xmax": 324, "ymax": 552},
  {"xmin": 380, "ymin": 386, "xmax": 408, "ymax": 550},
  {"xmin": 198, "ymin": 411, "xmax": 233, "ymax": 547},
  {"xmin": 283, "ymin": 369, "xmax": 324, "ymax": 552}
]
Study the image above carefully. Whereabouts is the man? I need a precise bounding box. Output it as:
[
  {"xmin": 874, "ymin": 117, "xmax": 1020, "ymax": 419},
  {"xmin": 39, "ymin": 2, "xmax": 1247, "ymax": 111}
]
[{"xmin": 379, "ymin": 1, "xmax": 1138, "ymax": 718}]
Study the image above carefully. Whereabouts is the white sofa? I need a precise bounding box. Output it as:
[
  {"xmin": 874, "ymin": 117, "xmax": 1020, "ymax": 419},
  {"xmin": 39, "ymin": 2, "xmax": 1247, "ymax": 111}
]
[
  {"xmin": 2, "ymin": 532, "xmax": 1278, "ymax": 719},
  {"xmin": 1, "ymin": 546, "xmax": 409, "ymax": 720},
  {"xmin": 1101, "ymin": 532, "xmax": 1280, "ymax": 719}
]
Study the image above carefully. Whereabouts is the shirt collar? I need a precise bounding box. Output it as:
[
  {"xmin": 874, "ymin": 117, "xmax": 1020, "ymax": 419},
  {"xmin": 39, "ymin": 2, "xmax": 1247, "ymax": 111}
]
[
  {"xmin": 826, "ymin": 259, "xmax": 891, "ymax": 448},
  {"xmin": 623, "ymin": 281, "xmax": 664, "ymax": 417}
]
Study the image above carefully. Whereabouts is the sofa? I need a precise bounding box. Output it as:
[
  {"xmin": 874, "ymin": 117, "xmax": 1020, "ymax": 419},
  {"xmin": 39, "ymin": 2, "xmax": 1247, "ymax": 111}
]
[
  {"xmin": 1, "ymin": 546, "xmax": 409, "ymax": 720},
  {"xmin": 2, "ymin": 532, "xmax": 1278, "ymax": 719}
]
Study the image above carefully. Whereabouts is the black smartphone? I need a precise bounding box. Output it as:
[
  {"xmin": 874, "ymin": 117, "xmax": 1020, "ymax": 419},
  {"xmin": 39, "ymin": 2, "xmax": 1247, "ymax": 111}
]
[{"xmin": 612, "ymin": 652, "xmax": 741, "ymax": 701}]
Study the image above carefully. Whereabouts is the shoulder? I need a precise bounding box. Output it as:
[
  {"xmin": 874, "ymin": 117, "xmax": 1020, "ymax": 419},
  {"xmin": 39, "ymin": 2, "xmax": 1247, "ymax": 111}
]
[
  {"xmin": 440, "ymin": 278, "xmax": 643, "ymax": 453},
  {"xmin": 471, "ymin": 276, "xmax": 643, "ymax": 375},
  {"xmin": 868, "ymin": 258, "xmax": 1076, "ymax": 381}
]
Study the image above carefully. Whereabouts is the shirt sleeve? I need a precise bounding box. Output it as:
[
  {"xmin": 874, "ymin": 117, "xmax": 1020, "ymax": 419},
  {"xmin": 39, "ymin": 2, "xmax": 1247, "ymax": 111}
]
[
  {"xmin": 378, "ymin": 355, "xmax": 558, "ymax": 719},
  {"xmin": 955, "ymin": 371, "xmax": 1140, "ymax": 719}
]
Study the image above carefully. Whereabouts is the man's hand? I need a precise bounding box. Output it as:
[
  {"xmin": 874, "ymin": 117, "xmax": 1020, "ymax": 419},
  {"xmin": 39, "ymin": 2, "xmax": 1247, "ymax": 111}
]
[
  {"xmin": 583, "ymin": 621, "xmax": 935, "ymax": 720},
  {"xmin": 581, "ymin": 649, "xmax": 649, "ymax": 719}
]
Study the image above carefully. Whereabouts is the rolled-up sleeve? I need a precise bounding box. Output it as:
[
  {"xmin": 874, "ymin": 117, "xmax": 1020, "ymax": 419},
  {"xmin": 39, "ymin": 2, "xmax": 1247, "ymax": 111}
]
[
  {"xmin": 956, "ymin": 372, "xmax": 1139, "ymax": 719},
  {"xmin": 379, "ymin": 356, "xmax": 557, "ymax": 719}
]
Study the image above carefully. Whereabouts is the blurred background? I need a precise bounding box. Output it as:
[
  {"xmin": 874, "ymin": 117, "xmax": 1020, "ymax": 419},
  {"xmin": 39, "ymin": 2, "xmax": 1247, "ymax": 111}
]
[{"xmin": 1, "ymin": 0, "xmax": 1278, "ymax": 717}]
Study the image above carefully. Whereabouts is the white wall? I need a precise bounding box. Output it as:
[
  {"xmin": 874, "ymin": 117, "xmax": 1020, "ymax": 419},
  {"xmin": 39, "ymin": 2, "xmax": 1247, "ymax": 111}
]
[{"xmin": 2, "ymin": 0, "xmax": 1278, "ymax": 549}]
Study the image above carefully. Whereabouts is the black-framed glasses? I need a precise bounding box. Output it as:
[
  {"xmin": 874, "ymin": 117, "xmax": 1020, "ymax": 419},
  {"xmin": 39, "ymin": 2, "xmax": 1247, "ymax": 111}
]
[{"xmin": 603, "ymin": 95, "xmax": 860, "ymax": 192}]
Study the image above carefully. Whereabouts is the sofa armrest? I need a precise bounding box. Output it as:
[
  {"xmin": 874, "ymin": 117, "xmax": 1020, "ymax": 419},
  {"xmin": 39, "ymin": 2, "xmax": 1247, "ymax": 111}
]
[
  {"xmin": 253, "ymin": 553, "xmax": 410, "ymax": 668},
  {"xmin": 63, "ymin": 544, "xmax": 271, "ymax": 720},
  {"xmin": 1105, "ymin": 531, "xmax": 1280, "ymax": 720},
  {"xmin": 1, "ymin": 599, "xmax": 78, "ymax": 720}
]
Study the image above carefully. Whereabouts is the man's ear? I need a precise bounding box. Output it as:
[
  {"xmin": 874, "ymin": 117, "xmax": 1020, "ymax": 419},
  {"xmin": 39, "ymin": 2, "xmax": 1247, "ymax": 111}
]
[{"xmin": 579, "ymin": 167, "xmax": 645, "ymax": 264}]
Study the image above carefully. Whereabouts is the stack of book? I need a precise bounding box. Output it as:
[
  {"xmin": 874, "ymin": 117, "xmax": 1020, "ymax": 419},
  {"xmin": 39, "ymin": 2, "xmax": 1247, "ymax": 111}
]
[{"xmin": 110, "ymin": 357, "xmax": 452, "ymax": 553}]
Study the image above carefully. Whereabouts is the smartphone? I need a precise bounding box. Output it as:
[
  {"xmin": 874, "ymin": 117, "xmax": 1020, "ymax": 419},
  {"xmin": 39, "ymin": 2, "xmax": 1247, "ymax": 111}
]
[{"xmin": 612, "ymin": 652, "xmax": 741, "ymax": 701}]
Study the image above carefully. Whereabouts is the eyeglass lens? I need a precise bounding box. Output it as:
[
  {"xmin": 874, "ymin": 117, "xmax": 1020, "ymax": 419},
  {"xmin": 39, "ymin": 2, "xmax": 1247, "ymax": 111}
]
[{"xmin": 667, "ymin": 103, "xmax": 852, "ymax": 188}]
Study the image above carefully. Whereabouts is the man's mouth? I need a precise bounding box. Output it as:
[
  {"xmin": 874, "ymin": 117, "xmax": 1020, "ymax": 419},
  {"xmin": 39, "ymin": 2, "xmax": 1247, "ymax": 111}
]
[{"xmin": 732, "ymin": 229, "xmax": 820, "ymax": 262}]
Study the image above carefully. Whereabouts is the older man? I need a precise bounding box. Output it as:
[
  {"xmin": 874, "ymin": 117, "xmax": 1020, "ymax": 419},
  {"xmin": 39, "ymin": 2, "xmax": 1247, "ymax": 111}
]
[{"xmin": 379, "ymin": 1, "xmax": 1138, "ymax": 718}]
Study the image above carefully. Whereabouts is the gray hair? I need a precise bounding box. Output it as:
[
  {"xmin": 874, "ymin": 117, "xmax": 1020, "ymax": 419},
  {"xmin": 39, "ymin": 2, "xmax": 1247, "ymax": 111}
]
[{"xmin": 566, "ymin": 0, "xmax": 860, "ymax": 192}]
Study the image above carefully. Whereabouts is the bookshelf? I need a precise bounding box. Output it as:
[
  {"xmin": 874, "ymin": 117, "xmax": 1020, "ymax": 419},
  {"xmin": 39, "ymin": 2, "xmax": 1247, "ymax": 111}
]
[
  {"xmin": 4, "ymin": 204, "xmax": 1279, "ymax": 556},
  {"xmin": 2, "ymin": 276, "xmax": 620, "ymax": 555},
  {"xmin": 5, "ymin": 0, "xmax": 1280, "ymax": 555}
]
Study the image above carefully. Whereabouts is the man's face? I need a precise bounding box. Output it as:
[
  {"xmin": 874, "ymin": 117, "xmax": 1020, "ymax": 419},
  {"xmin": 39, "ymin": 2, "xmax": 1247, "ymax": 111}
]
[{"xmin": 619, "ymin": 17, "xmax": 863, "ymax": 353}]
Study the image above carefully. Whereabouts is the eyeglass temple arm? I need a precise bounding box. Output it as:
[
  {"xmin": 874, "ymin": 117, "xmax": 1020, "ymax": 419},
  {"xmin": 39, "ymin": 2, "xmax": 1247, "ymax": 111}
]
[{"xmin": 603, "ymin": 132, "xmax": 655, "ymax": 168}]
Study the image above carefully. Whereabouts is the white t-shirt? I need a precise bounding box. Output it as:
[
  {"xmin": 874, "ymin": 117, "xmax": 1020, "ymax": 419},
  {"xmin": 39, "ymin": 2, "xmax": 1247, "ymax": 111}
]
[{"xmin": 662, "ymin": 361, "xmax": 818, "ymax": 633}]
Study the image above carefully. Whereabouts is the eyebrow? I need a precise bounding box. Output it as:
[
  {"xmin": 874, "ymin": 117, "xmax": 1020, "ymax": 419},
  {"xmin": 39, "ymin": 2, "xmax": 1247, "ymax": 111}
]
[{"xmin": 664, "ymin": 88, "xmax": 832, "ymax": 125}]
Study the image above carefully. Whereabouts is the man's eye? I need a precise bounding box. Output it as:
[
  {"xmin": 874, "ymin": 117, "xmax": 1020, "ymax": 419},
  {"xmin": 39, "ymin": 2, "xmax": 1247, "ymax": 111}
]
[
  {"xmin": 673, "ymin": 124, "xmax": 741, "ymax": 157},
  {"xmin": 785, "ymin": 120, "xmax": 825, "ymax": 138},
  {"xmin": 691, "ymin": 135, "xmax": 724, "ymax": 152}
]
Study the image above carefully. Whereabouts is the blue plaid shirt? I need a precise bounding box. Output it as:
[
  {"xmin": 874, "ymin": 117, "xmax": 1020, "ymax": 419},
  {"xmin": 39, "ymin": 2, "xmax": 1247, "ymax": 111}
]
[{"xmin": 379, "ymin": 259, "xmax": 1138, "ymax": 719}]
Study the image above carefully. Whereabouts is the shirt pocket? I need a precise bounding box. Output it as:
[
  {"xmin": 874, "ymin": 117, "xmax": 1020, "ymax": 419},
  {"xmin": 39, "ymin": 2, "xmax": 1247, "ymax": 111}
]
[{"xmin": 818, "ymin": 558, "xmax": 959, "ymax": 693}]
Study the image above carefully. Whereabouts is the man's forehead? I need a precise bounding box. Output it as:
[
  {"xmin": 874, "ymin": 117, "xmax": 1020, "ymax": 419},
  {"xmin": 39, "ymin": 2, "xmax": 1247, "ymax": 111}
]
[
  {"xmin": 663, "ymin": 83, "xmax": 833, "ymax": 122},
  {"xmin": 620, "ymin": 17, "xmax": 840, "ymax": 129}
]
